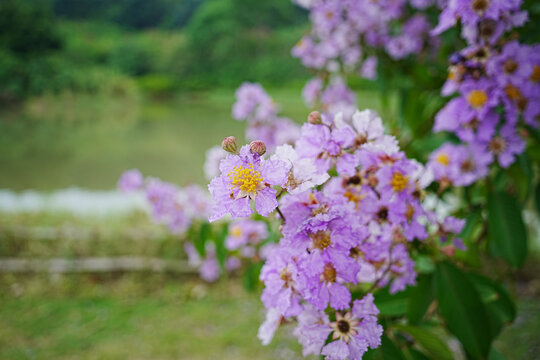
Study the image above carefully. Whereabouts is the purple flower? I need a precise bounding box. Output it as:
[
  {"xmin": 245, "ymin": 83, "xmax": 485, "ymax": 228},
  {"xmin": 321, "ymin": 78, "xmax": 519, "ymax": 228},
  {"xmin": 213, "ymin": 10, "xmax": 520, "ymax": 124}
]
[
  {"xmin": 204, "ymin": 146, "xmax": 227, "ymax": 180},
  {"xmin": 321, "ymin": 294, "xmax": 383, "ymax": 360},
  {"xmin": 208, "ymin": 145, "xmax": 289, "ymax": 222},
  {"xmin": 260, "ymin": 246, "xmax": 304, "ymax": 317},
  {"xmin": 226, "ymin": 219, "xmax": 269, "ymax": 250},
  {"xmin": 303, "ymin": 77, "xmax": 324, "ymax": 107},
  {"xmin": 487, "ymin": 41, "xmax": 534, "ymax": 86},
  {"xmin": 271, "ymin": 144, "xmax": 330, "ymax": 194},
  {"xmin": 440, "ymin": 216, "xmax": 467, "ymax": 250},
  {"xmin": 232, "ymin": 82, "xmax": 276, "ymax": 121},
  {"xmin": 486, "ymin": 125, "xmax": 525, "ymax": 168},
  {"xmin": 360, "ymin": 56, "xmax": 378, "ymax": 80},
  {"xmin": 145, "ymin": 178, "xmax": 191, "ymax": 234},
  {"xmin": 258, "ymin": 308, "xmax": 282, "ymax": 346},
  {"xmin": 117, "ymin": 169, "xmax": 143, "ymax": 193}
]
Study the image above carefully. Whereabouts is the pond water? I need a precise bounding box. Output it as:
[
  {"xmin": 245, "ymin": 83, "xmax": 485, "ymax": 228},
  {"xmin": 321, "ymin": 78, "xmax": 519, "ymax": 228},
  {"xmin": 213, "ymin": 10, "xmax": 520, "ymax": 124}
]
[{"xmin": 0, "ymin": 88, "xmax": 383, "ymax": 191}]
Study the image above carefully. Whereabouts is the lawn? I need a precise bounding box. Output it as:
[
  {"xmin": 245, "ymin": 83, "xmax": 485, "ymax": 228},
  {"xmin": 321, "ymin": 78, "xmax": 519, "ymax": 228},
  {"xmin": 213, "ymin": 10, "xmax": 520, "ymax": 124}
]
[{"xmin": 0, "ymin": 275, "xmax": 309, "ymax": 360}]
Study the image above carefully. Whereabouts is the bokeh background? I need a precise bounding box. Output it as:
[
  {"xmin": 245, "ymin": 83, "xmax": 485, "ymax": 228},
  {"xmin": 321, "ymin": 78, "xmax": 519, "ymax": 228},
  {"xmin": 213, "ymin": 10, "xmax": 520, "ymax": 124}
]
[{"xmin": 0, "ymin": 0, "xmax": 539, "ymax": 359}]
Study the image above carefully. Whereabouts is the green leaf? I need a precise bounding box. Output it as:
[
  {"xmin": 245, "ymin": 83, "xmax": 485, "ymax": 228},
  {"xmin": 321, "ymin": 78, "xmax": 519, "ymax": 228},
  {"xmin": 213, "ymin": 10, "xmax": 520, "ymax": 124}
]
[
  {"xmin": 459, "ymin": 210, "xmax": 482, "ymax": 244},
  {"xmin": 374, "ymin": 287, "xmax": 410, "ymax": 316},
  {"xmin": 394, "ymin": 325, "xmax": 453, "ymax": 360},
  {"xmin": 407, "ymin": 274, "xmax": 433, "ymax": 325},
  {"xmin": 488, "ymin": 347, "xmax": 507, "ymax": 360},
  {"xmin": 214, "ymin": 224, "xmax": 228, "ymax": 269},
  {"xmin": 487, "ymin": 190, "xmax": 528, "ymax": 268},
  {"xmin": 243, "ymin": 262, "xmax": 262, "ymax": 292},
  {"xmin": 535, "ymin": 182, "xmax": 540, "ymax": 216},
  {"xmin": 364, "ymin": 335, "xmax": 406, "ymax": 360},
  {"xmin": 434, "ymin": 261, "xmax": 492, "ymax": 359},
  {"xmin": 193, "ymin": 222, "xmax": 211, "ymax": 257},
  {"xmin": 506, "ymin": 153, "xmax": 533, "ymax": 202},
  {"xmin": 408, "ymin": 349, "xmax": 431, "ymax": 360},
  {"xmin": 469, "ymin": 274, "xmax": 516, "ymax": 339}
]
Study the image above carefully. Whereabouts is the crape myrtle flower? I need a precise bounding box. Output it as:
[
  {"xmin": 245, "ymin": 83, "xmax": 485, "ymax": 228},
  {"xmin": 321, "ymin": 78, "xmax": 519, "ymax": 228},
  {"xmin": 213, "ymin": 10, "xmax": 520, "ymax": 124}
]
[
  {"xmin": 119, "ymin": 170, "xmax": 213, "ymax": 236},
  {"xmin": 258, "ymin": 308, "xmax": 283, "ymax": 346},
  {"xmin": 117, "ymin": 169, "xmax": 144, "ymax": 193},
  {"xmin": 184, "ymin": 242, "xmax": 221, "ymax": 282},
  {"xmin": 225, "ymin": 219, "xmax": 269, "ymax": 251},
  {"xmin": 292, "ymin": 0, "xmax": 437, "ymax": 122},
  {"xmin": 290, "ymin": 295, "xmax": 383, "ymax": 360},
  {"xmin": 429, "ymin": 0, "xmax": 536, "ymax": 183},
  {"xmin": 214, "ymin": 106, "xmax": 467, "ymax": 358},
  {"xmin": 145, "ymin": 178, "xmax": 191, "ymax": 234},
  {"xmin": 208, "ymin": 143, "xmax": 289, "ymax": 221},
  {"xmin": 271, "ymin": 144, "xmax": 330, "ymax": 194},
  {"xmin": 439, "ymin": 216, "xmax": 467, "ymax": 250},
  {"xmin": 204, "ymin": 145, "xmax": 227, "ymax": 180},
  {"xmin": 427, "ymin": 142, "xmax": 492, "ymax": 187},
  {"xmin": 432, "ymin": 0, "xmax": 525, "ymax": 44},
  {"xmin": 485, "ymin": 125, "xmax": 526, "ymax": 168},
  {"xmin": 232, "ymin": 82, "xmax": 276, "ymax": 122},
  {"xmin": 232, "ymin": 82, "xmax": 301, "ymax": 151},
  {"xmin": 260, "ymin": 245, "xmax": 304, "ymax": 317}
]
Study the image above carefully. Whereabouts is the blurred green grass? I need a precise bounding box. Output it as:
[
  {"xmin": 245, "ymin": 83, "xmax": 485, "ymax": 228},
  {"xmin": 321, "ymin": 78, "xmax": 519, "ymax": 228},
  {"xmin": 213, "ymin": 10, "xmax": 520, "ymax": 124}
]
[{"xmin": 0, "ymin": 275, "xmax": 309, "ymax": 360}]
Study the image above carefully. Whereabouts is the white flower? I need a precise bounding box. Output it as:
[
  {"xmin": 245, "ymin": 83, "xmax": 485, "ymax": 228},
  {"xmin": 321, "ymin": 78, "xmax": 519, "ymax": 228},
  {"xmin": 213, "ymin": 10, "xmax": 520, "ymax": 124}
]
[{"xmin": 272, "ymin": 144, "xmax": 329, "ymax": 194}]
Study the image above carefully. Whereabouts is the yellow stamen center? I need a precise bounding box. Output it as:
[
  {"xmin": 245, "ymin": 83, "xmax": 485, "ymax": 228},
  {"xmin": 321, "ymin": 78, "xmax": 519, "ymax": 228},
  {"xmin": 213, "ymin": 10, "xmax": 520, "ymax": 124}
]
[
  {"xmin": 391, "ymin": 172, "xmax": 408, "ymax": 192},
  {"xmin": 230, "ymin": 225, "xmax": 243, "ymax": 237},
  {"xmin": 311, "ymin": 231, "xmax": 332, "ymax": 250},
  {"xmin": 344, "ymin": 191, "xmax": 364, "ymax": 208},
  {"xmin": 467, "ymin": 90, "xmax": 488, "ymax": 108},
  {"xmin": 227, "ymin": 165, "xmax": 263, "ymax": 194},
  {"xmin": 489, "ymin": 137, "xmax": 507, "ymax": 155},
  {"xmin": 472, "ymin": 0, "xmax": 489, "ymax": 14},
  {"xmin": 322, "ymin": 263, "xmax": 337, "ymax": 283},
  {"xmin": 505, "ymin": 84, "xmax": 522, "ymax": 101},
  {"xmin": 436, "ymin": 153, "xmax": 450, "ymax": 166},
  {"xmin": 503, "ymin": 60, "xmax": 518, "ymax": 74},
  {"xmin": 280, "ymin": 268, "xmax": 294, "ymax": 288},
  {"xmin": 405, "ymin": 204, "xmax": 415, "ymax": 221}
]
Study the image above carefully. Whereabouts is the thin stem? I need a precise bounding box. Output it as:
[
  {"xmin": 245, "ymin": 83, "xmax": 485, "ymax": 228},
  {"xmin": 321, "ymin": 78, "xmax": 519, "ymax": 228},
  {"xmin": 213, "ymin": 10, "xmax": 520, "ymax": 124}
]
[
  {"xmin": 276, "ymin": 188, "xmax": 286, "ymax": 199},
  {"xmin": 275, "ymin": 206, "xmax": 286, "ymax": 223}
]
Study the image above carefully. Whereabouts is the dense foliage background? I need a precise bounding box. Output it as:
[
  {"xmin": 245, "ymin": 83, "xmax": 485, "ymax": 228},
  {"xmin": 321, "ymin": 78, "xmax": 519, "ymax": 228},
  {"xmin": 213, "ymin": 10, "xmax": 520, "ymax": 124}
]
[{"xmin": 0, "ymin": 0, "xmax": 310, "ymax": 101}]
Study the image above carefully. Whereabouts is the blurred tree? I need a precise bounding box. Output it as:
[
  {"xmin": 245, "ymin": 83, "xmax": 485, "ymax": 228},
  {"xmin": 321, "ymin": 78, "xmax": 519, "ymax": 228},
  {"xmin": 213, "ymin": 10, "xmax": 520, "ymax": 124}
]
[
  {"xmin": 0, "ymin": 0, "xmax": 62, "ymax": 56},
  {"xmin": 0, "ymin": 0, "xmax": 63, "ymax": 100},
  {"xmin": 183, "ymin": 0, "xmax": 308, "ymax": 87},
  {"xmin": 51, "ymin": 0, "xmax": 204, "ymax": 29}
]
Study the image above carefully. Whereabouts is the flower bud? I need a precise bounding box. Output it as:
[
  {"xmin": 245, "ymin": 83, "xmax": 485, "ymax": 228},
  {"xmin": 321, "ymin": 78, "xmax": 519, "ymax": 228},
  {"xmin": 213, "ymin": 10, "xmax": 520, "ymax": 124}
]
[
  {"xmin": 440, "ymin": 245, "xmax": 456, "ymax": 258},
  {"xmin": 249, "ymin": 140, "xmax": 266, "ymax": 156},
  {"xmin": 222, "ymin": 136, "xmax": 239, "ymax": 154},
  {"xmin": 307, "ymin": 110, "xmax": 322, "ymax": 125}
]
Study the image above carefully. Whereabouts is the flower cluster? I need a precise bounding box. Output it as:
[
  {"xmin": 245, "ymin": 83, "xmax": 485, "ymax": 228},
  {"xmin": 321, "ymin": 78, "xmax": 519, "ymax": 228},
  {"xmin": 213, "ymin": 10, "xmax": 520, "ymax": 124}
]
[
  {"xmin": 118, "ymin": 169, "xmax": 211, "ymax": 234},
  {"xmin": 207, "ymin": 108, "xmax": 464, "ymax": 359},
  {"xmin": 118, "ymin": 170, "xmax": 233, "ymax": 281},
  {"xmin": 428, "ymin": 0, "xmax": 537, "ymax": 186},
  {"xmin": 184, "ymin": 218, "xmax": 274, "ymax": 282},
  {"xmin": 292, "ymin": 0, "xmax": 437, "ymax": 117},
  {"xmin": 232, "ymin": 82, "xmax": 300, "ymax": 150}
]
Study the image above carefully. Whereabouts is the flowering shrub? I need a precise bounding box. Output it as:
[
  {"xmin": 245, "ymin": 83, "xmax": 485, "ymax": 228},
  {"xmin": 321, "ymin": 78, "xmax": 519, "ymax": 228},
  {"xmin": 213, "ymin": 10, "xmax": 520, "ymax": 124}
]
[
  {"xmin": 118, "ymin": 0, "xmax": 540, "ymax": 358},
  {"xmin": 427, "ymin": 0, "xmax": 538, "ymax": 186}
]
